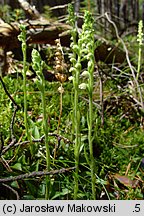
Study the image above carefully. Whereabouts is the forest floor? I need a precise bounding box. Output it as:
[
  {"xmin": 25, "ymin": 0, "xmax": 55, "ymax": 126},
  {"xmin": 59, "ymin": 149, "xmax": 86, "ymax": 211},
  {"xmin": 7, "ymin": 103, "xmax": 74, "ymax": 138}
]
[{"xmin": 0, "ymin": 2, "xmax": 144, "ymax": 200}]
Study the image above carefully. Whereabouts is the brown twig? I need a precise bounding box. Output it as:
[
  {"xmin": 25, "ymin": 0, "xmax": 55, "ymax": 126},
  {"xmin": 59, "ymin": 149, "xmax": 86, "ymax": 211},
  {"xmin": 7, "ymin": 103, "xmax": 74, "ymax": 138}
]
[
  {"xmin": 49, "ymin": 133, "xmax": 72, "ymax": 144},
  {"xmin": 10, "ymin": 106, "xmax": 18, "ymax": 141},
  {"xmin": 0, "ymin": 167, "xmax": 75, "ymax": 183},
  {"xmin": 2, "ymin": 183, "xmax": 20, "ymax": 200},
  {"xmin": 105, "ymin": 12, "xmax": 144, "ymax": 111},
  {"xmin": 0, "ymin": 130, "xmax": 4, "ymax": 156},
  {"xmin": 2, "ymin": 139, "xmax": 17, "ymax": 155},
  {"xmin": 0, "ymin": 76, "xmax": 20, "ymax": 143},
  {"xmin": 1, "ymin": 133, "xmax": 72, "ymax": 156},
  {"xmin": 18, "ymin": 0, "xmax": 40, "ymax": 19},
  {"xmin": 0, "ymin": 156, "xmax": 12, "ymax": 172},
  {"xmin": 0, "ymin": 76, "xmax": 20, "ymax": 109}
]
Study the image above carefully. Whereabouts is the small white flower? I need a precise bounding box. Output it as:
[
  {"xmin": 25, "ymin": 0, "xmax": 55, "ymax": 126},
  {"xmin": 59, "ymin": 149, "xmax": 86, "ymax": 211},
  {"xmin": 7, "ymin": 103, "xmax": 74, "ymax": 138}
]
[
  {"xmin": 58, "ymin": 86, "xmax": 64, "ymax": 93},
  {"xmin": 68, "ymin": 76, "xmax": 74, "ymax": 81},
  {"xmin": 81, "ymin": 70, "xmax": 89, "ymax": 78},
  {"xmin": 137, "ymin": 20, "xmax": 143, "ymax": 45},
  {"xmin": 69, "ymin": 67, "xmax": 77, "ymax": 73},
  {"xmin": 75, "ymin": 62, "xmax": 81, "ymax": 70},
  {"xmin": 87, "ymin": 53, "xmax": 94, "ymax": 60},
  {"xmin": 88, "ymin": 60, "xmax": 93, "ymax": 69},
  {"xmin": 107, "ymin": 47, "xmax": 112, "ymax": 51},
  {"xmin": 70, "ymin": 57, "xmax": 76, "ymax": 64},
  {"xmin": 79, "ymin": 83, "xmax": 87, "ymax": 90}
]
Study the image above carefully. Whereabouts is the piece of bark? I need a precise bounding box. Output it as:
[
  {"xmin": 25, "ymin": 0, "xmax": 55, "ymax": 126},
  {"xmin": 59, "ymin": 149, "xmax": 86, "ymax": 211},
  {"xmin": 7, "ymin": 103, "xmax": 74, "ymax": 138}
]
[
  {"xmin": 95, "ymin": 41, "xmax": 126, "ymax": 65},
  {"xmin": 26, "ymin": 21, "xmax": 71, "ymax": 46},
  {"xmin": 18, "ymin": 0, "xmax": 41, "ymax": 19},
  {"xmin": 0, "ymin": 21, "xmax": 71, "ymax": 50},
  {"xmin": 0, "ymin": 19, "xmax": 127, "ymax": 74},
  {"xmin": 0, "ymin": 23, "xmax": 20, "ymax": 50}
]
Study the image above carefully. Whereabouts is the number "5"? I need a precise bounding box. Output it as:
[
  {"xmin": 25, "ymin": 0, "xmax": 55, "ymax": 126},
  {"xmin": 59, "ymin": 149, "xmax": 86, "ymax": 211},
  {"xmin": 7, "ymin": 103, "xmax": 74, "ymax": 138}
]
[{"xmin": 135, "ymin": 204, "xmax": 140, "ymax": 212}]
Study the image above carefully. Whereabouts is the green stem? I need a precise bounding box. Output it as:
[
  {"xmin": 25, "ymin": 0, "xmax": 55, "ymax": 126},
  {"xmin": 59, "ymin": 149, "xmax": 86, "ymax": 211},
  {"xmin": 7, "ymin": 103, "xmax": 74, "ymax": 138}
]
[
  {"xmin": 18, "ymin": 25, "xmax": 29, "ymax": 140},
  {"xmin": 41, "ymin": 79, "xmax": 50, "ymax": 200},
  {"xmin": 74, "ymin": 58, "xmax": 81, "ymax": 199},
  {"xmin": 88, "ymin": 90, "xmax": 96, "ymax": 199},
  {"xmin": 67, "ymin": 5, "xmax": 80, "ymax": 197},
  {"xmin": 53, "ymin": 83, "xmax": 63, "ymax": 163},
  {"xmin": 22, "ymin": 46, "xmax": 28, "ymax": 138},
  {"xmin": 88, "ymin": 55, "xmax": 96, "ymax": 200},
  {"xmin": 31, "ymin": 49, "xmax": 51, "ymax": 199},
  {"xmin": 137, "ymin": 45, "xmax": 142, "ymax": 80}
]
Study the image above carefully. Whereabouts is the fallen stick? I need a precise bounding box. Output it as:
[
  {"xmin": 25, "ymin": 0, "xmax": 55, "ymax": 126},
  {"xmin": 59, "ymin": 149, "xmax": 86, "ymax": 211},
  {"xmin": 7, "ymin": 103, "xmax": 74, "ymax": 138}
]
[{"xmin": 0, "ymin": 167, "xmax": 75, "ymax": 183}]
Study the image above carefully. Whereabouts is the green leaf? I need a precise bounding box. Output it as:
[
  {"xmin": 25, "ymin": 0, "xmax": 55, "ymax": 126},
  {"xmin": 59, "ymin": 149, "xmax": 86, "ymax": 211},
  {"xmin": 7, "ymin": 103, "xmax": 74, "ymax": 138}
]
[
  {"xmin": 51, "ymin": 188, "xmax": 69, "ymax": 200},
  {"xmin": 11, "ymin": 163, "xmax": 22, "ymax": 171},
  {"xmin": 32, "ymin": 124, "xmax": 40, "ymax": 139},
  {"xmin": 11, "ymin": 181, "xmax": 19, "ymax": 189}
]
